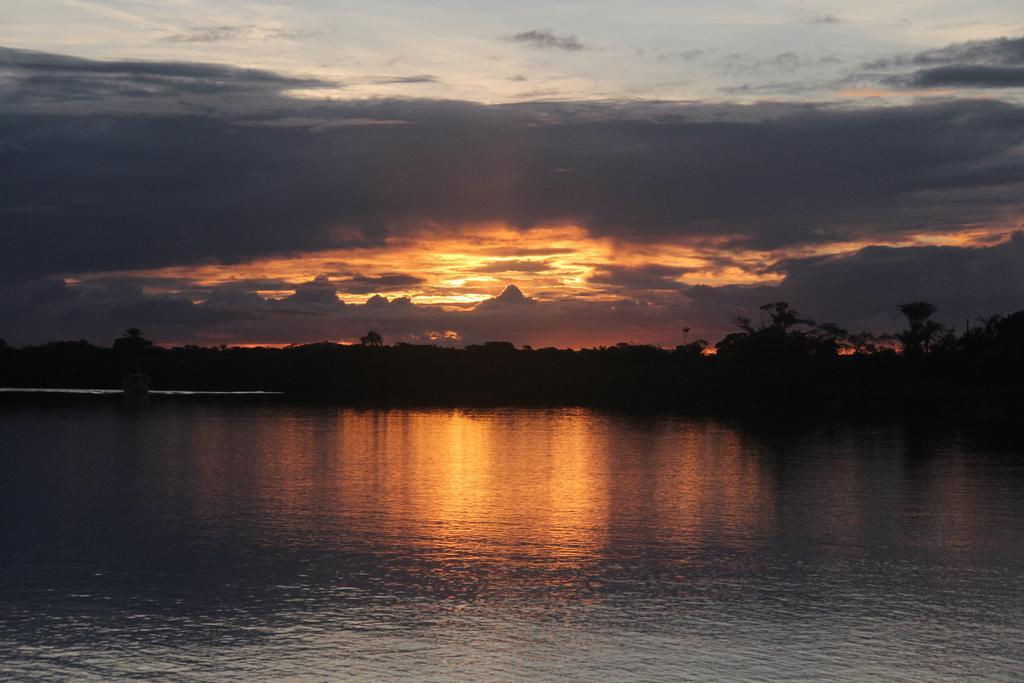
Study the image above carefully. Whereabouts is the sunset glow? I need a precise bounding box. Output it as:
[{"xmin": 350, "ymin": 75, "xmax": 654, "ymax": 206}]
[
  {"xmin": 3, "ymin": 4, "xmax": 1024, "ymax": 348},
  {"xmin": 69, "ymin": 224, "xmax": 1020, "ymax": 305},
  {"xmin": 5, "ymin": 4, "xmax": 1024, "ymax": 681}
]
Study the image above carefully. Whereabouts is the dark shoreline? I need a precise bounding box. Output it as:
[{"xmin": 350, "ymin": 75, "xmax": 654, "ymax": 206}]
[{"xmin": 2, "ymin": 335, "xmax": 1022, "ymax": 445}]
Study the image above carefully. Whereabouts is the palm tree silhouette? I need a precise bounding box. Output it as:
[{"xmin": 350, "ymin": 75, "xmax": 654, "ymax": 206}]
[
  {"xmin": 113, "ymin": 328, "xmax": 153, "ymax": 354},
  {"xmin": 898, "ymin": 301, "xmax": 942, "ymax": 355}
]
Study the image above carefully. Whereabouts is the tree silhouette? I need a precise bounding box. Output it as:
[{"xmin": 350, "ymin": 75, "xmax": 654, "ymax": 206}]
[
  {"xmin": 730, "ymin": 315, "xmax": 756, "ymax": 334},
  {"xmin": 112, "ymin": 328, "xmax": 153, "ymax": 354},
  {"xmin": 846, "ymin": 330, "xmax": 893, "ymax": 355},
  {"xmin": 760, "ymin": 301, "xmax": 815, "ymax": 330},
  {"xmin": 6, "ymin": 298, "xmax": 1024, "ymax": 410},
  {"xmin": 810, "ymin": 322, "xmax": 849, "ymax": 354},
  {"xmin": 675, "ymin": 339, "xmax": 708, "ymax": 357},
  {"xmin": 360, "ymin": 330, "xmax": 384, "ymax": 347},
  {"xmin": 898, "ymin": 301, "xmax": 943, "ymax": 356},
  {"xmin": 900, "ymin": 301, "xmax": 936, "ymax": 325}
]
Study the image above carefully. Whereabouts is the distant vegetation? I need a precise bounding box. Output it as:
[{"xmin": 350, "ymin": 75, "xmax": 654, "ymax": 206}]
[{"xmin": 2, "ymin": 301, "xmax": 1023, "ymax": 416}]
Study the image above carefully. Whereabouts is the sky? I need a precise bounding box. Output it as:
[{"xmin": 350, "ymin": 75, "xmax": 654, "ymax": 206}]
[{"xmin": 2, "ymin": 1, "xmax": 1024, "ymax": 347}]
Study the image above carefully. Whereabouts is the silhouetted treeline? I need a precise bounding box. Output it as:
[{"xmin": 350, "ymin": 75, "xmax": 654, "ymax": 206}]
[{"xmin": 2, "ymin": 302, "xmax": 1023, "ymax": 416}]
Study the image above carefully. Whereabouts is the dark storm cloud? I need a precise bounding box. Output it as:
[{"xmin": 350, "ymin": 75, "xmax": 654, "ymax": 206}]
[
  {"xmin": 3, "ymin": 48, "xmax": 1024, "ymax": 293},
  {"xmin": 870, "ymin": 35, "xmax": 1024, "ymax": 89},
  {"xmin": 0, "ymin": 46, "xmax": 333, "ymax": 108},
  {"xmin": 506, "ymin": 30, "xmax": 586, "ymax": 52},
  {"xmin": 902, "ymin": 65, "xmax": 1024, "ymax": 88},
  {"xmin": 332, "ymin": 273, "xmax": 426, "ymax": 294},
  {"xmin": 684, "ymin": 233, "xmax": 1024, "ymax": 336},
  {"xmin": 1, "ymin": 94, "xmax": 1023, "ymax": 279},
  {"xmin": 1, "ymin": 47, "xmax": 1022, "ymax": 347},
  {"xmin": 870, "ymin": 36, "xmax": 1024, "ymax": 69},
  {"xmin": 0, "ymin": 46, "xmax": 327, "ymax": 86},
  {"xmin": 589, "ymin": 265, "xmax": 693, "ymax": 292},
  {"xmin": 286, "ymin": 275, "xmax": 343, "ymax": 306}
]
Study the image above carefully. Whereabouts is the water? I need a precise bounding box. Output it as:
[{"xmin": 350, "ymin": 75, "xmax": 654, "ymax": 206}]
[{"xmin": 2, "ymin": 402, "xmax": 1022, "ymax": 680}]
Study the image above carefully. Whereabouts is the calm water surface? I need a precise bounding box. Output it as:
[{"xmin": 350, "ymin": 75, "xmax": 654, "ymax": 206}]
[{"xmin": 2, "ymin": 402, "xmax": 1023, "ymax": 680}]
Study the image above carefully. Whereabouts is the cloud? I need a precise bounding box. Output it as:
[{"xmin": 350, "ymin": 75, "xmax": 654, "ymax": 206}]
[
  {"xmin": 718, "ymin": 51, "xmax": 805, "ymax": 73},
  {"xmin": 159, "ymin": 25, "xmax": 316, "ymax": 44},
  {"xmin": 802, "ymin": 15, "xmax": 844, "ymax": 25},
  {"xmin": 0, "ymin": 276, "xmax": 667, "ymax": 348},
  {"xmin": 506, "ymin": 30, "xmax": 586, "ymax": 52},
  {"xmin": 473, "ymin": 284, "xmax": 534, "ymax": 310},
  {"xmin": 0, "ymin": 46, "xmax": 325, "ymax": 85},
  {"xmin": 370, "ymin": 74, "xmax": 439, "ymax": 84},
  {"xmin": 332, "ymin": 273, "xmax": 426, "ymax": 294},
  {"xmin": 159, "ymin": 25, "xmax": 252, "ymax": 44},
  {"xmin": 3, "ymin": 235, "xmax": 1022, "ymax": 347},
  {"xmin": 3, "ymin": 47, "xmax": 1024, "ymax": 346},
  {"xmin": 881, "ymin": 36, "xmax": 1024, "ymax": 69},
  {"xmin": 901, "ymin": 65, "xmax": 1024, "ymax": 88},
  {"xmin": 2, "ymin": 50, "xmax": 1023, "ymax": 284},
  {"xmin": 589, "ymin": 265, "xmax": 692, "ymax": 292},
  {"xmin": 236, "ymin": 116, "xmax": 413, "ymax": 131},
  {"xmin": 869, "ymin": 35, "xmax": 1024, "ymax": 89},
  {"xmin": 479, "ymin": 247, "xmax": 576, "ymax": 257},
  {"xmin": 473, "ymin": 260, "xmax": 552, "ymax": 274},
  {"xmin": 264, "ymin": 29, "xmax": 317, "ymax": 41},
  {"xmin": 655, "ymin": 49, "xmax": 704, "ymax": 63},
  {"xmin": 684, "ymin": 233, "xmax": 1024, "ymax": 336},
  {"xmin": 285, "ymin": 275, "xmax": 343, "ymax": 306},
  {"xmin": 0, "ymin": 46, "xmax": 334, "ymax": 111}
]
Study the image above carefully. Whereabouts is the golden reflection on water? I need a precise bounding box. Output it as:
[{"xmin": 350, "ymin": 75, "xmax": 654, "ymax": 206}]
[
  {"xmin": 179, "ymin": 409, "xmax": 779, "ymax": 579},
  {"xmin": 14, "ymin": 393, "xmax": 1024, "ymax": 683}
]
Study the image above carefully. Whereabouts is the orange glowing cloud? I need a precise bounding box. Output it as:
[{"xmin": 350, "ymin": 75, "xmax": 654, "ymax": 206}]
[
  {"xmin": 70, "ymin": 224, "xmax": 781, "ymax": 305},
  {"xmin": 68, "ymin": 223, "xmax": 1021, "ymax": 315}
]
